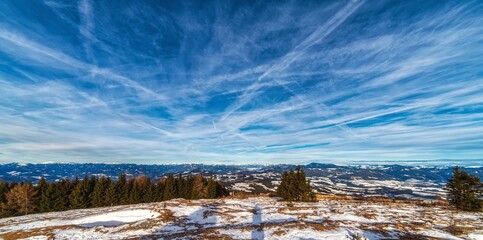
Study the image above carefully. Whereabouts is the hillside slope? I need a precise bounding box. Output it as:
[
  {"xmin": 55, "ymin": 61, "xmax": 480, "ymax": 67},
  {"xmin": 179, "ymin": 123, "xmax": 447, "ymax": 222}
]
[{"xmin": 0, "ymin": 197, "xmax": 481, "ymax": 240}]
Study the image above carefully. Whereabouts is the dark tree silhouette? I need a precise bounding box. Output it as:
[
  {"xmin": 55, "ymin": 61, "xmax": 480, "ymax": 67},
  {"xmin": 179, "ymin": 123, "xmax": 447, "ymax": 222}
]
[
  {"xmin": 445, "ymin": 167, "xmax": 482, "ymax": 211},
  {"xmin": 276, "ymin": 165, "xmax": 316, "ymax": 202}
]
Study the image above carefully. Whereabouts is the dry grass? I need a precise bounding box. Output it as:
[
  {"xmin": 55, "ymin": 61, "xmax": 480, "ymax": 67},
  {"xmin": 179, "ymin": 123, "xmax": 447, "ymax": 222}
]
[
  {"xmin": 316, "ymin": 194, "xmax": 353, "ymax": 200},
  {"xmin": 272, "ymin": 229, "xmax": 287, "ymax": 236},
  {"xmin": 446, "ymin": 224, "xmax": 473, "ymax": 236},
  {"xmin": 355, "ymin": 210, "xmax": 377, "ymax": 220},
  {"xmin": 0, "ymin": 225, "xmax": 74, "ymax": 240}
]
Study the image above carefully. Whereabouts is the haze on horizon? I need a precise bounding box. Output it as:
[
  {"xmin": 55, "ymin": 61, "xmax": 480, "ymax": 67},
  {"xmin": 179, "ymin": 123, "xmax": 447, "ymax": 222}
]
[{"xmin": 0, "ymin": 0, "xmax": 482, "ymax": 165}]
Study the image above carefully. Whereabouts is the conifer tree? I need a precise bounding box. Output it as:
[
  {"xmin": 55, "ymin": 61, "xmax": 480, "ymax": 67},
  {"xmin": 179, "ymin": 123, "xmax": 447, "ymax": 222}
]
[
  {"xmin": 277, "ymin": 171, "xmax": 291, "ymax": 201},
  {"xmin": 192, "ymin": 174, "xmax": 207, "ymax": 199},
  {"xmin": 177, "ymin": 174, "xmax": 189, "ymax": 199},
  {"xmin": 4, "ymin": 183, "xmax": 38, "ymax": 215},
  {"xmin": 129, "ymin": 176, "xmax": 143, "ymax": 204},
  {"xmin": 36, "ymin": 177, "xmax": 48, "ymax": 197},
  {"xmin": 69, "ymin": 175, "xmax": 92, "ymax": 209},
  {"xmin": 156, "ymin": 180, "xmax": 165, "ymax": 202},
  {"xmin": 124, "ymin": 177, "xmax": 134, "ymax": 204},
  {"xmin": 163, "ymin": 174, "xmax": 177, "ymax": 200},
  {"xmin": 141, "ymin": 176, "xmax": 156, "ymax": 203},
  {"xmin": 0, "ymin": 181, "xmax": 9, "ymax": 204},
  {"xmin": 39, "ymin": 183, "xmax": 54, "ymax": 212},
  {"xmin": 91, "ymin": 176, "xmax": 108, "ymax": 207},
  {"xmin": 185, "ymin": 176, "xmax": 194, "ymax": 199},
  {"xmin": 104, "ymin": 178, "xmax": 116, "ymax": 206},
  {"xmin": 115, "ymin": 173, "xmax": 127, "ymax": 205},
  {"xmin": 58, "ymin": 179, "xmax": 73, "ymax": 211},
  {"xmin": 277, "ymin": 166, "xmax": 316, "ymax": 202},
  {"xmin": 206, "ymin": 178, "xmax": 218, "ymax": 199},
  {"xmin": 445, "ymin": 167, "xmax": 482, "ymax": 211}
]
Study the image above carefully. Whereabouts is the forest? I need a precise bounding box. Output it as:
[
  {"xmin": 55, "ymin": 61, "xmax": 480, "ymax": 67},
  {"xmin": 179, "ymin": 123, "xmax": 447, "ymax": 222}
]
[{"xmin": 0, "ymin": 173, "xmax": 228, "ymax": 218}]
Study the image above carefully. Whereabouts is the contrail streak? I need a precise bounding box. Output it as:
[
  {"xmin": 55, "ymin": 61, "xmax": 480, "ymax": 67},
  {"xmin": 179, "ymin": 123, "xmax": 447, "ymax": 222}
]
[{"xmin": 221, "ymin": 0, "xmax": 365, "ymax": 121}]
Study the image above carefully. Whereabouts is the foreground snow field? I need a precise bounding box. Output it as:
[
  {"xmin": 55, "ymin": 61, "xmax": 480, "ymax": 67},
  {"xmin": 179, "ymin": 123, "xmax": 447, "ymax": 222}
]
[{"xmin": 0, "ymin": 197, "xmax": 481, "ymax": 240}]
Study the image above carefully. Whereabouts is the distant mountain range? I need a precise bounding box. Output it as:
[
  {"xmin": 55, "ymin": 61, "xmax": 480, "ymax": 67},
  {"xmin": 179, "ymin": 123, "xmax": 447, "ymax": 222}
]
[{"xmin": 1, "ymin": 163, "xmax": 481, "ymax": 200}]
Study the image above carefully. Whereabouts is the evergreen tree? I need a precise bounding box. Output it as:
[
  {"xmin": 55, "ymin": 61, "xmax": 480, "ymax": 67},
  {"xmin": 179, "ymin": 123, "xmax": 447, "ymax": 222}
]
[
  {"xmin": 277, "ymin": 166, "xmax": 316, "ymax": 202},
  {"xmin": 36, "ymin": 177, "xmax": 48, "ymax": 198},
  {"xmin": 104, "ymin": 178, "xmax": 116, "ymax": 206},
  {"xmin": 124, "ymin": 177, "xmax": 135, "ymax": 204},
  {"xmin": 192, "ymin": 174, "xmax": 207, "ymax": 199},
  {"xmin": 156, "ymin": 180, "xmax": 165, "ymax": 202},
  {"xmin": 0, "ymin": 181, "xmax": 9, "ymax": 204},
  {"xmin": 445, "ymin": 167, "xmax": 482, "ymax": 211},
  {"xmin": 69, "ymin": 175, "xmax": 92, "ymax": 209},
  {"xmin": 91, "ymin": 176, "xmax": 108, "ymax": 207},
  {"xmin": 58, "ymin": 179, "xmax": 74, "ymax": 211},
  {"xmin": 163, "ymin": 174, "xmax": 177, "ymax": 200},
  {"xmin": 39, "ymin": 183, "xmax": 54, "ymax": 212},
  {"xmin": 185, "ymin": 176, "xmax": 194, "ymax": 199},
  {"xmin": 206, "ymin": 178, "xmax": 218, "ymax": 199},
  {"xmin": 129, "ymin": 176, "xmax": 142, "ymax": 204},
  {"xmin": 115, "ymin": 173, "xmax": 127, "ymax": 205},
  {"xmin": 177, "ymin": 174, "xmax": 189, "ymax": 199},
  {"xmin": 277, "ymin": 171, "xmax": 291, "ymax": 201},
  {"xmin": 141, "ymin": 177, "xmax": 156, "ymax": 203}
]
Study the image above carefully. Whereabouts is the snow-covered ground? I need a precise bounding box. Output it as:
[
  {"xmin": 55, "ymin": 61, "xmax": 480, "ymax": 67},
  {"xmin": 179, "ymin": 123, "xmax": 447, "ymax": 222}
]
[{"xmin": 0, "ymin": 197, "xmax": 481, "ymax": 240}]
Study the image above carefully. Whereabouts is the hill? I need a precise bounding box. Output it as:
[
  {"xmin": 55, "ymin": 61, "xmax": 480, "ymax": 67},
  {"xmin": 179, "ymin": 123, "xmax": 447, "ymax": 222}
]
[
  {"xmin": 0, "ymin": 197, "xmax": 481, "ymax": 240},
  {"xmin": 2, "ymin": 163, "xmax": 482, "ymax": 200}
]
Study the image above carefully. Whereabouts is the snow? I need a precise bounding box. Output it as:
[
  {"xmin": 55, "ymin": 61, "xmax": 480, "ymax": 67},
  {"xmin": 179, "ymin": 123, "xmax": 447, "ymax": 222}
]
[
  {"xmin": 19, "ymin": 236, "xmax": 49, "ymax": 240},
  {"xmin": 7, "ymin": 171, "xmax": 21, "ymax": 176},
  {"xmin": 72, "ymin": 209, "xmax": 159, "ymax": 227},
  {"xmin": 0, "ymin": 197, "xmax": 481, "ymax": 239},
  {"xmin": 468, "ymin": 233, "xmax": 483, "ymax": 240},
  {"xmin": 231, "ymin": 182, "xmax": 255, "ymax": 191},
  {"xmin": 329, "ymin": 213, "xmax": 373, "ymax": 222}
]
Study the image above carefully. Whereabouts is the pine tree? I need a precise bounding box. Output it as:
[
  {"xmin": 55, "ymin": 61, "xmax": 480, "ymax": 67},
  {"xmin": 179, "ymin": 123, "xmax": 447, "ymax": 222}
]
[
  {"xmin": 104, "ymin": 178, "xmax": 116, "ymax": 206},
  {"xmin": 36, "ymin": 177, "xmax": 48, "ymax": 198},
  {"xmin": 277, "ymin": 171, "xmax": 290, "ymax": 201},
  {"xmin": 0, "ymin": 181, "xmax": 9, "ymax": 204},
  {"xmin": 206, "ymin": 178, "xmax": 218, "ymax": 199},
  {"xmin": 58, "ymin": 179, "xmax": 73, "ymax": 211},
  {"xmin": 39, "ymin": 183, "xmax": 54, "ymax": 212},
  {"xmin": 115, "ymin": 173, "xmax": 127, "ymax": 205},
  {"xmin": 4, "ymin": 183, "xmax": 38, "ymax": 215},
  {"xmin": 163, "ymin": 174, "xmax": 177, "ymax": 200},
  {"xmin": 129, "ymin": 176, "xmax": 143, "ymax": 204},
  {"xmin": 177, "ymin": 174, "xmax": 189, "ymax": 199},
  {"xmin": 192, "ymin": 174, "xmax": 207, "ymax": 199},
  {"xmin": 445, "ymin": 167, "xmax": 482, "ymax": 211},
  {"xmin": 91, "ymin": 176, "xmax": 108, "ymax": 207},
  {"xmin": 185, "ymin": 176, "xmax": 194, "ymax": 199},
  {"xmin": 69, "ymin": 175, "xmax": 92, "ymax": 209},
  {"xmin": 141, "ymin": 177, "xmax": 156, "ymax": 203},
  {"xmin": 123, "ymin": 177, "xmax": 135, "ymax": 204},
  {"xmin": 277, "ymin": 166, "xmax": 316, "ymax": 202}
]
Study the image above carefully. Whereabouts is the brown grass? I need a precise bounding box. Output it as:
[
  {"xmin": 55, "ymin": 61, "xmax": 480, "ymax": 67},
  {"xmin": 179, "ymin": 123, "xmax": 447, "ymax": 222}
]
[
  {"xmin": 0, "ymin": 225, "xmax": 75, "ymax": 240},
  {"xmin": 272, "ymin": 229, "xmax": 287, "ymax": 236},
  {"xmin": 316, "ymin": 194, "xmax": 353, "ymax": 200},
  {"xmin": 355, "ymin": 210, "xmax": 377, "ymax": 220},
  {"xmin": 446, "ymin": 224, "xmax": 473, "ymax": 236}
]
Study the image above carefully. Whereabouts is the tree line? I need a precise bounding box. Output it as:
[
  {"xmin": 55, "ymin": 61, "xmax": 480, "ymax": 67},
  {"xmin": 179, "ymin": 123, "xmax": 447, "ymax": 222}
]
[{"xmin": 0, "ymin": 173, "xmax": 228, "ymax": 218}]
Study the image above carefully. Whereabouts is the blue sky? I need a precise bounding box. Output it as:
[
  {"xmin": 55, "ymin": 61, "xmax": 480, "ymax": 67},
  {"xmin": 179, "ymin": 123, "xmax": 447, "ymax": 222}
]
[{"xmin": 0, "ymin": 0, "xmax": 482, "ymax": 165}]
